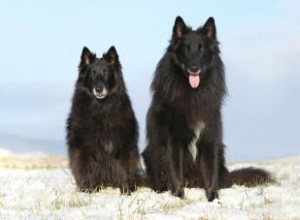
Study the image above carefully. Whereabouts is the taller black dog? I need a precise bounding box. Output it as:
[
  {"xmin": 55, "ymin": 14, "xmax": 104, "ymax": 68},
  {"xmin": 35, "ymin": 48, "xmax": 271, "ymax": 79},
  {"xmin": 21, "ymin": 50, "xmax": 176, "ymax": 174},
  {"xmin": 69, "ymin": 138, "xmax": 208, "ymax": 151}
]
[
  {"xmin": 66, "ymin": 46, "xmax": 140, "ymax": 195},
  {"xmin": 142, "ymin": 16, "xmax": 270, "ymax": 201}
]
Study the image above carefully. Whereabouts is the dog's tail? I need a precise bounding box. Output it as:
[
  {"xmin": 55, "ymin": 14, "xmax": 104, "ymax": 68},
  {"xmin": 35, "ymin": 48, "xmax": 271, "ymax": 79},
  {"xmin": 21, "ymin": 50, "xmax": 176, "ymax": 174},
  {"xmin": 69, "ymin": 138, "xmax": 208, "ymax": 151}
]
[{"xmin": 228, "ymin": 167, "xmax": 272, "ymax": 187}]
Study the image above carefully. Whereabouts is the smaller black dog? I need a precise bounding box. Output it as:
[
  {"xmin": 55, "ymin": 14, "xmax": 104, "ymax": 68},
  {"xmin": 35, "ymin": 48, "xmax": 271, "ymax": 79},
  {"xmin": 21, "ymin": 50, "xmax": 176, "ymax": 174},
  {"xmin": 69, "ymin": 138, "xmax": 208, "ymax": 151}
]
[{"xmin": 66, "ymin": 46, "xmax": 140, "ymax": 195}]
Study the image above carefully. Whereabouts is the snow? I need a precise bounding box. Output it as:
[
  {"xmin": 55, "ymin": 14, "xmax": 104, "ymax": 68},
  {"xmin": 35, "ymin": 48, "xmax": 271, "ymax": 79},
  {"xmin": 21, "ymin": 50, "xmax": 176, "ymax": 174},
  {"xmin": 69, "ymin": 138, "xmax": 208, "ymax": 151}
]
[
  {"xmin": 0, "ymin": 155, "xmax": 300, "ymax": 219},
  {"xmin": 0, "ymin": 148, "xmax": 13, "ymax": 156}
]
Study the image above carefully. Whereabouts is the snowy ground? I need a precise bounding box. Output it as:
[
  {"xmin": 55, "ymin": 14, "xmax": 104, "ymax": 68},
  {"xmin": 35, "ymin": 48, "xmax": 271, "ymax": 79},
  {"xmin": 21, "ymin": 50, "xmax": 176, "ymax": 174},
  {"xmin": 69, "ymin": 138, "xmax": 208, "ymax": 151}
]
[{"xmin": 0, "ymin": 154, "xmax": 300, "ymax": 220}]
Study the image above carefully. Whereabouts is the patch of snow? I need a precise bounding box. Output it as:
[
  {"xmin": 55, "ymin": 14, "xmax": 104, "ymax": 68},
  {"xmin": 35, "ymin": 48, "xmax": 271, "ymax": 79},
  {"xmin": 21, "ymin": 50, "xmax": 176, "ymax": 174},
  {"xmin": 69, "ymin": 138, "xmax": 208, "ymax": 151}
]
[
  {"xmin": 0, "ymin": 156, "xmax": 299, "ymax": 219},
  {"xmin": 0, "ymin": 147, "xmax": 14, "ymax": 156},
  {"xmin": 0, "ymin": 147, "xmax": 48, "ymax": 157}
]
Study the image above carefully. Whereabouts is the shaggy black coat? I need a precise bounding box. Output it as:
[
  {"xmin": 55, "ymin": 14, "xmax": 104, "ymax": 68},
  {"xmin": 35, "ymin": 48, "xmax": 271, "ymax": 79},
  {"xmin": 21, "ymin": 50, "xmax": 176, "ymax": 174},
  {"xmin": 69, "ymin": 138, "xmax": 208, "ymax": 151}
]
[
  {"xmin": 142, "ymin": 16, "xmax": 270, "ymax": 201},
  {"xmin": 66, "ymin": 46, "xmax": 140, "ymax": 195}
]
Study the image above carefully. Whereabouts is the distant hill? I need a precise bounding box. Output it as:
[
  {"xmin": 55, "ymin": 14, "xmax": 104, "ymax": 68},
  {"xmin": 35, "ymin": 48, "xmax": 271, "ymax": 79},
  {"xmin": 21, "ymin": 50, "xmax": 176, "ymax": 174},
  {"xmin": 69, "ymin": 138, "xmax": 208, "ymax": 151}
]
[{"xmin": 0, "ymin": 133, "xmax": 66, "ymax": 156}]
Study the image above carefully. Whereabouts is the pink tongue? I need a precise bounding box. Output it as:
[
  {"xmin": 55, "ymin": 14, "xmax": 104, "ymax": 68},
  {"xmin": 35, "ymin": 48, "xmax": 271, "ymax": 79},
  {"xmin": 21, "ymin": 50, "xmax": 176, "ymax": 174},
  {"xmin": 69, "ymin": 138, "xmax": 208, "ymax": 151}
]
[{"xmin": 189, "ymin": 75, "xmax": 200, "ymax": 88}]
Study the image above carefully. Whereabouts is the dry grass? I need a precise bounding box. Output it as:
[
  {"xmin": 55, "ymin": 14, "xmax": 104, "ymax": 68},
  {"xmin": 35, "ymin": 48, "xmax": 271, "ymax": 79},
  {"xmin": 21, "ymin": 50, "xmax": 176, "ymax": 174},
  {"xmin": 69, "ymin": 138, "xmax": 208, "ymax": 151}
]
[{"xmin": 0, "ymin": 155, "xmax": 68, "ymax": 169}]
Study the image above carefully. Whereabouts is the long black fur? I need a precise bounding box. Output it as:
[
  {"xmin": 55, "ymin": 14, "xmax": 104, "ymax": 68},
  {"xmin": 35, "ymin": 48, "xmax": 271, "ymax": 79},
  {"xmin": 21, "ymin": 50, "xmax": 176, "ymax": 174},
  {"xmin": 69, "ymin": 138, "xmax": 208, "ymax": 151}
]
[
  {"xmin": 142, "ymin": 16, "xmax": 270, "ymax": 201},
  {"xmin": 66, "ymin": 46, "xmax": 140, "ymax": 195}
]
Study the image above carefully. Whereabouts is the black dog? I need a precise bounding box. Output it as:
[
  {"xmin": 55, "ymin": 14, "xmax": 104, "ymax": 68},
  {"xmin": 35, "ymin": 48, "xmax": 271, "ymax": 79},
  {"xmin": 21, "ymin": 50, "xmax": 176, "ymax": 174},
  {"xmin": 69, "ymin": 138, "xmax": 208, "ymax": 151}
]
[
  {"xmin": 66, "ymin": 46, "xmax": 140, "ymax": 195},
  {"xmin": 142, "ymin": 16, "xmax": 270, "ymax": 201}
]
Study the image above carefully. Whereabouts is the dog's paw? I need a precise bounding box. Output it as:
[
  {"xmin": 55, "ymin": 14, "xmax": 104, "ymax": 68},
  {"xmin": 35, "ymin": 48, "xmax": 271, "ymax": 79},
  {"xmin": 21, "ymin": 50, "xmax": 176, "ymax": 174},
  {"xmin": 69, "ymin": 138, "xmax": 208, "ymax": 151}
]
[
  {"xmin": 120, "ymin": 187, "xmax": 131, "ymax": 196},
  {"xmin": 171, "ymin": 187, "xmax": 185, "ymax": 199},
  {"xmin": 206, "ymin": 188, "xmax": 218, "ymax": 202}
]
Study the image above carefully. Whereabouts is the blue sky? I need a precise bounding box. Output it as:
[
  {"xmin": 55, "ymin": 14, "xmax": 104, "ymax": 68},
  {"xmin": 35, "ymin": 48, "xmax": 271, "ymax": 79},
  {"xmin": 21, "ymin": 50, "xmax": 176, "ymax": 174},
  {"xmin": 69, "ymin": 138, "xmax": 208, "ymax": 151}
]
[{"xmin": 0, "ymin": 0, "xmax": 299, "ymax": 159}]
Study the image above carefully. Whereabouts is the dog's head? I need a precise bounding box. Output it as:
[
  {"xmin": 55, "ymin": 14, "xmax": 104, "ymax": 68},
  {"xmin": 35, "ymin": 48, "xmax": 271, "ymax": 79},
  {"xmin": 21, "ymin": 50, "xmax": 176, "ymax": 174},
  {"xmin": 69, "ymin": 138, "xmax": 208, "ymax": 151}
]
[
  {"xmin": 171, "ymin": 16, "xmax": 218, "ymax": 89},
  {"xmin": 78, "ymin": 46, "xmax": 123, "ymax": 99}
]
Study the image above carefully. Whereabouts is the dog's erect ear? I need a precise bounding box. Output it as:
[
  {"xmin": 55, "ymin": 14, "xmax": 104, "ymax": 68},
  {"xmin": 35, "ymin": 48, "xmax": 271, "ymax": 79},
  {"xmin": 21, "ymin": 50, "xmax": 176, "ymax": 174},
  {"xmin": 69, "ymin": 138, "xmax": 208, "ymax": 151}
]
[
  {"xmin": 201, "ymin": 17, "xmax": 216, "ymax": 39},
  {"xmin": 80, "ymin": 47, "xmax": 94, "ymax": 67},
  {"xmin": 173, "ymin": 16, "xmax": 187, "ymax": 39},
  {"xmin": 105, "ymin": 46, "xmax": 119, "ymax": 65}
]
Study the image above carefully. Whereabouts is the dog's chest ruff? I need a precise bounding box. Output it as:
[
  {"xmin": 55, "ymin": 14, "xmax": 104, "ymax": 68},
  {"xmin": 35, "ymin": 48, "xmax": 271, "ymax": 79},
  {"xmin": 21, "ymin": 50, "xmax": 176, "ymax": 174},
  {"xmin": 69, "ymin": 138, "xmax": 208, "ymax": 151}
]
[{"xmin": 188, "ymin": 121, "xmax": 205, "ymax": 161}]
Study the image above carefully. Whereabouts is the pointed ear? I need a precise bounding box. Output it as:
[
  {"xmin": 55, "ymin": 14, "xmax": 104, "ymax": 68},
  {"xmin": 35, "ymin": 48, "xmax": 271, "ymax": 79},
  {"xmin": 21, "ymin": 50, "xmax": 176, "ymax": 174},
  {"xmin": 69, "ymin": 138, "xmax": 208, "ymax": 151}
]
[
  {"xmin": 173, "ymin": 16, "xmax": 187, "ymax": 39},
  {"xmin": 202, "ymin": 17, "xmax": 216, "ymax": 39},
  {"xmin": 80, "ymin": 46, "xmax": 94, "ymax": 67},
  {"xmin": 105, "ymin": 46, "xmax": 119, "ymax": 65}
]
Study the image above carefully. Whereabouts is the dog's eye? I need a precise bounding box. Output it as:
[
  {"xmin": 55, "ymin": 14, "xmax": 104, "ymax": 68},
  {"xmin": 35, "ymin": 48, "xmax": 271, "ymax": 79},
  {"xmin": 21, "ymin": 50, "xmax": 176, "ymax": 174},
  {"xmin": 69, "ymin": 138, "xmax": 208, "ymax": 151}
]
[
  {"xmin": 198, "ymin": 44, "xmax": 202, "ymax": 52},
  {"xmin": 186, "ymin": 45, "xmax": 191, "ymax": 53},
  {"xmin": 102, "ymin": 69, "xmax": 109, "ymax": 78}
]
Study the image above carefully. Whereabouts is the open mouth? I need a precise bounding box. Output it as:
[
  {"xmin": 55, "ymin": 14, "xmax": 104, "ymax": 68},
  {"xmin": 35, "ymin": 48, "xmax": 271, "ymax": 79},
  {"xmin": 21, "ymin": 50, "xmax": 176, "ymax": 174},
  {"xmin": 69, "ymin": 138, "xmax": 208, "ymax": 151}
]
[
  {"xmin": 93, "ymin": 88, "xmax": 108, "ymax": 99},
  {"xmin": 187, "ymin": 69, "xmax": 201, "ymax": 89}
]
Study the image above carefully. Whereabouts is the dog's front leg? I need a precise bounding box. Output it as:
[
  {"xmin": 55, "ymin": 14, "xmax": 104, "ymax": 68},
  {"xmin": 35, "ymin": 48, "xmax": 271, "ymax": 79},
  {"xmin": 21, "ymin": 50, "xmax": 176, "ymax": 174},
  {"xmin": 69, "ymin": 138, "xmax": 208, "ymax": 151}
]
[
  {"xmin": 199, "ymin": 143, "xmax": 219, "ymax": 201},
  {"xmin": 167, "ymin": 141, "xmax": 184, "ymax": 198}
]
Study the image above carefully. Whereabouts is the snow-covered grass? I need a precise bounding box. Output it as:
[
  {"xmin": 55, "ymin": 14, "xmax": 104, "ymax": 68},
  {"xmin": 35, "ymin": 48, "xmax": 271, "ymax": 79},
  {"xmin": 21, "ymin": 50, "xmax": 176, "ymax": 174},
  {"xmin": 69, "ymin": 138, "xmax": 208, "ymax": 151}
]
[{"xmin": 0, "ymin": 155, "xmax": 300, "ymax": 219}]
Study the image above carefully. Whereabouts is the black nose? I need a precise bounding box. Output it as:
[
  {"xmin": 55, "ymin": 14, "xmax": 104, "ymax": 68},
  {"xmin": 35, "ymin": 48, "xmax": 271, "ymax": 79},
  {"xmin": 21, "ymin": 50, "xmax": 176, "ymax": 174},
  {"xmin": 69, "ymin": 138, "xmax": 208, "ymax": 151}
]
[
  {"xmin": 189, "ymin": 66, "xmax": 200, "ymax": 73},
  {"xmin": 95, "ymin": 85, "xmax": 103, "ymax": 93}
]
